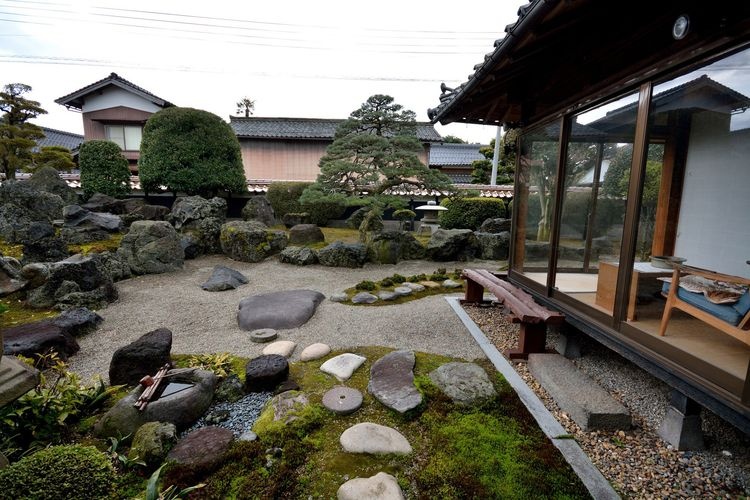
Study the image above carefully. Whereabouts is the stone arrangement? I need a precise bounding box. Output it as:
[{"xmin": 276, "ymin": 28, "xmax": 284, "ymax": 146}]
[{"xmin": 237, "ymin": 289, "xmax": 325, "ymax": 331}]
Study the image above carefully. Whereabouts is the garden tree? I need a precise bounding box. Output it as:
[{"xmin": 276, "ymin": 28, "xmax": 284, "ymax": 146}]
[
  {"xmin": 236, "ymin": 97, "xmax": 255, "ymax": 117},
  {"xmin": 441, "ymin": 135, "xmax": 466, "ymax": 144},
  {"xmin": 301, "ymin": 94, "xmax": 454, "ymax": 236},
  {"xmin": 139, "ymin": 107, "xmax": 247, "ymax": 196},
  {"xmin": 470, "ymin": 128, "xmax": 518, "ymax": 185},
  {"xmin": 0, "ymin": 83, "xmax": 46, "ymax": 180},
  {"xmin": 79, "ymin": 140, "xmax": 131, "ymax": 198},
  {"xmin": 27, "ymin": 146, "xmax": 75, "ymax": 173}
]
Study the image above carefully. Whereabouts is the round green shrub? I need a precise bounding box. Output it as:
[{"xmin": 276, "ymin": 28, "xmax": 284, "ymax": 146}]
[
  {"xmin": 267, "ymin": 182, "xmax": 310, "ymax": 218},
  {"xmin": 355, "ymin": 280, "xmax": 377, "ymax": 291},
  {"xmin": 440, "ymin": 197, "xmax": 507, "ymax": 230},
  {"xmin": 302, "ymin": 198, "xmax": 346, "ymax": 226},
  {"xmin": 391, "ymin": 273, "xmax": 406, "ymax": 283},
  {"xmin": 0, "ymin": 444, "xmax": 115, "ymax": 499},
  {"xmin": 379, "ymin": 278, "xmax": 394, "ymax": 287},
  {"xmin": 79, "ymin": 140, "xmax": 131, "ymax": 199},
  {"xmin": 139, "ymin": 107, "xmax": 247, "ymax": 196}
]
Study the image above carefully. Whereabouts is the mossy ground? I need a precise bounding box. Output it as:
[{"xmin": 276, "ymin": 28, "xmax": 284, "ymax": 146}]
[
  {"xmin": 343, "ymin": 269, "xmax": 465, "ymax": 306},
  {"xmin": 165, "ymin": 347, "xmax": 588, "ymax": 499},
  {"xmin": 0, "ymin": 239, "xmax": 24, "ymax": 260},
  {"xmin": 0, "ymin": 294, "xmax": 57, "ymax": 328},
  {"xmin": 67, "ymin": 233, "xmax": 124, "ymax": 255}
]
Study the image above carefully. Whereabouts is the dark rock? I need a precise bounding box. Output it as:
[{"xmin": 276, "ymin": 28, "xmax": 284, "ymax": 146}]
[
  {"xmin": 0, "ymin": 203, "xmax": 35, "ymax": 244},
  {"xmin": 426, "ymin": 229, "xmax": 478, "ymax": 261},
  {"xmin": 479, "ymin": 218, "xmax": 512, "ymax": 233},
  {"xmin": 317, "ymin": 241, "xmax": 367, "ymax": 268},
  {"xmin": 274, "ymin": 379, "xmax": 300, "ymax": 395},
  {"xmin": 524, "ymin": 240, "xmax": 550, "ymax": 260},
  {"xmin": 214, "ymin": 374, "xmax": 244, "ymax": 403},
  {"xmin": 237, "ymin": 289, "xmax": 325, "ymax": 330},
  {"xmin": 167, "ymin": 196, "xmax": 226, "ymax": 230},
  {"xmin": 474, "ymin": 231, "xmax": 510, "ymax": 260},
  {"xmin": 220, "ymin": 221, "xmax": 287, "ymax": 262},
  {"xmin": 119, "ymin": 221, "xmax": 184, "ymax": 275},
  {"xmin": 95, "ymin": 369, "xmax": 217, "ymax": 438},
  {"xmin": 429, "ymin": 362, "xmax": 497, "ymax": 406},
  {"xmin": 26, "ymin": 166, "xmax": 78, "ymax": 205},
  {"xmin": 128, "ymin": 422, "xmax": 177, "ymax": 468},
  {"xmin": 19, "ymin": 262, "xmax": 49, "ymax": 289},
  {"xmin": 201, "ymin": 265, "xmax": 248, "ymax": 292},
  {"xmin": 50, "ymin": 307, "xmax": 103, "ymax": 336},
  {"xmin": 368, "ymin": 350, "xmax": 422, "ymax": 413},
  {"xmin": 179, "ymin": 217, "xmax": 223, "ymax": 259},
  {"xmin": 282, "ymin": 212, "xmax": 309, "ymax": 228},
  {"xmin": 60, "ymin": 205, "xmax": 123, "ymax": 244},
  {"xmin": 205, "ymin": 409, "xmax": 231, "ymax": 425},
  {"xmin": 21, "ymin": 223, "xmax": 69, "ymax": 264},
  {"xmin": 244, "ymin": 355, "xmax": 289, "ymax": 393},
  {"xmin": 167, "ymin": 426, "xmax": 234, "ymax": 471},
  {"xmin": 90, "ymin": 251, "xmax": 132, "ymax": 282},
  {"xmin": 278, "ymin": 246, "xmax": 318, "ymax": 266},
  {"xmin": 367, "ymin": 231, "xmax": 425, "ymax": 264},
  {"xmin": 242, "ymin": 196, "xmax": 276, "ymax": 226},
  {"xmin": 288, "ymin": 224, "xmax": 324, "ymax": 245},
  {"xmin": 109, "ymin": 328, "xmax": 173, "ymax": 386},
  {"xmin": 0, "ymin": 256, "xmax": 25, "ymax": 296},
  {"xmin": 81, "ymin": 193, "xmax": 141, "ymax": 214},
  {"xmin": 26, "ymin": 254, "xmax": 116, "ymax": 309},
  {"xmin": 120, "ymin": 204, "xmax": 169, "ymax": 226},
  {"xmin": 0, "ymin": 180, "xmax": 64, "ymax": 228},
  {"xmin": 3, "ymin": 321, "xmax": 79, "ymax": 360}
]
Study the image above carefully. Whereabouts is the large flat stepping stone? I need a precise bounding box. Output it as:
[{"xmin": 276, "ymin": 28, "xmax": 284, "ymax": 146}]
[
  {"xmin": 321, "ymin": 353, "xmax": 366, "ymax": 381},
  {"xmin": 262, "ymin": 340, "xmax": 297, "ymax": 358},
  {"xmin": 337, "ymin": 472, "xmax": 405, "ymax": 500},
  {"xmin": 245, "ymin": 354, "xmax": 289, "ymax": 392},
  {"xmin": 429, "ymin": 362, "xmax": 497, "ymax": 406},
  {"xmin": 300, "ymin": 343, "xmax": 331, "ymax": 361},
  {"xmin": 237, "ymin": 289, "xmax": 325, "ymax": 331},
  {"xmin": 201, "ymin": 265, "xmax": 249, "ymax": 291},
  {"xmin": 528, "ymin": 353, "xmax": 632, "ymax": 431},
  {"xmin": 323, "ymin": 387, "xmax": 363, "ymax": 415},
  {"xmin": 368, "ymin": 350, "xmax": 421, "ymax": 413},
  {"xmin": 340, "ymin": 422, "xmax": 412, "ymax": 455},
  {"xmin": 167, "ymin": 426, "xmax": 234, "ymax": 471}
]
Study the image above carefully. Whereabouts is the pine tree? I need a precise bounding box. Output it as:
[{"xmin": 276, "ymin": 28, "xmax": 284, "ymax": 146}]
[{"xmin": 0, "ymin": 83, "xmax": 47, "ymax": 180}]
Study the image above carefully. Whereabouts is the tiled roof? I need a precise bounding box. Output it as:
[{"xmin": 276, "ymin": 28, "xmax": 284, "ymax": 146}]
[
  {"xmin": 35, "ymin": 127, "xmax": 83, "ymax": 152},
  {"xmin": 429, "ymin": 143, "xmax": 486, "ymax": 166},
  {"xmin": 230, "ymin": 117, "xmax": 442, "ymax": 142},
  {"xmin": 55, "ymin": 72, "xmax": 174, "ymax": 111}
]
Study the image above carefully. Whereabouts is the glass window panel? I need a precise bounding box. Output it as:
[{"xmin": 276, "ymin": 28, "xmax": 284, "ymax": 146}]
[
  {"xmin": 105, "ymin": 125, "xmax": 125, "ymax": 149},
  {"xmin": 124, "ymin": 126, "xmax": 142, "ymax": 151}
]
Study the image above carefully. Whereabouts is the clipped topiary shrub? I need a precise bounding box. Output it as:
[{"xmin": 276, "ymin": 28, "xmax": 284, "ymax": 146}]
[
  {"xmin": 302, "ymin": 198, "xmax": 346, "ymax": 226},
  {"xmin": 440, "ymin": 197, "xmax": 507, "ymax": 230},
  {"xmin": 139, "ymin": 107, "xmax": 247, "ymax": 196},
  {"xmin": 267, "ymin": 182, "xmax": 310, "ymax": 219},
  {"xmin": 79, "ymin": 140, "xmax": 131, "ymax": 199},
  {"xmin": 355, "ymin": 280, "xmax": 377, "ymax": 291},
  {"xmin": 0, "ymin": 444, "xmax": 115, "ymax": 499}
]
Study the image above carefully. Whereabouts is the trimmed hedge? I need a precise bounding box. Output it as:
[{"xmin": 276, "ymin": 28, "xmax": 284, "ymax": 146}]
[
  {"xmin": 79, "ymin": 140, "xmax": 131, "ymax": 198},
  {"xmin": 268, "ymin": 182, "xmax": 345, "ymax": 225},
  {"xmin": 440, "ymin": 197, "xmax": 507, "ymax": 230}
]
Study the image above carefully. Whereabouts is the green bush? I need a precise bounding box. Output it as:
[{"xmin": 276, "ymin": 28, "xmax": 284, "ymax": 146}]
[
  {"xmin": 440, "ymin": 197, "xmax": 507, "ymax": 230},
  {"xmin": 303, "ymin": 198, "xmax": 346, "ymax": 226},
  {"xmin": 79, "ymin": 140, "xmax": 131, "ymax": 198},
  {"xmin": 391, "ymin": 273, "xmax": 406, "ymax": 283},
  {"xmin": 139, "ymin": 107, "xmax": 247, "ymax": 196},
  {"xmin": 346, "ymin": 206, "xmax": 384, "ymax": 232},
  {"xmin": 0, "ymin": 445, "xmax": 115, "ymax": 499},
  {"xmin": 267, "ymin": 182, "xmax": 310, "ymax": 218},
  {"xmin": 379, "ymin": 278, "xmax": 394, "ymax": 287},
  {"xmin": 355, "ymin": 280, "xmax": 377, "ymax": 291}
]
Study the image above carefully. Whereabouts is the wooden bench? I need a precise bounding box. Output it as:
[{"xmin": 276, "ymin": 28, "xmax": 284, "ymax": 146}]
[{"xmin": 461, "ymin": 268, "xmax": 565, "ymax": 360}]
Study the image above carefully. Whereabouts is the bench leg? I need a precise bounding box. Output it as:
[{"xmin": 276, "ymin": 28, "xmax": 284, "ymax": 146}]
[
  {"xmin": 463, "ymin": 279, "xmax": 485, "ymax": 304},
  {"xmin": 505, "ymin": 322, "xmax": 547, "ymax": 360}
]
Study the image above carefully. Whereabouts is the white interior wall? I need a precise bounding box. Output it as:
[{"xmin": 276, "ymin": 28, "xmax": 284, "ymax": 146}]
[
  {"xmin": 81, "ymin": 86, "xmax": 162, "ymax": 113},
  {"xmin": 674, "ymin": 110, "xmax": 750, "ymax": 278}
]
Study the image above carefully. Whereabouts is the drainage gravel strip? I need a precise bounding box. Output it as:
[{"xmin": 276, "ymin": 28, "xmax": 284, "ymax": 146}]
[{"xmin": 446, "ymin": 297, "xmax": 620, "ymax": 500}]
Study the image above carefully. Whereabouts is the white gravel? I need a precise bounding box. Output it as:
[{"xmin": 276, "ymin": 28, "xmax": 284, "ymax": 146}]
[{"xmin": 66, "ymin": 255, "xmax": 486, "ymax": 382}]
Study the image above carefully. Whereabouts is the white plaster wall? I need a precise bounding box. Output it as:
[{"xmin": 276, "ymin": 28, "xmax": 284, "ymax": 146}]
[
  {"xmin": 674, "ymin": 110, "xmax": 750, "ymax": 278},
  {"xmin": 81, "ymin": 86, "xmax": 161, "ymax": 113}
]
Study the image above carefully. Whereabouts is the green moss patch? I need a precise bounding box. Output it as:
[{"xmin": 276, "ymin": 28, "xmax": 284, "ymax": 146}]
[
  {"xmin": 0, "ymin": 295, "xmax": 57, "ymax": 328},
  {"xmin": 0, "ymin": 239, "xmax": 24, "ymax": 260},
  {"xmin": 67, "ymin": 233, "xmax": 123, "ymax": 255},
  {"xmin": 343, "ymin": 269, "xmax": 465, "ymax": 306}
]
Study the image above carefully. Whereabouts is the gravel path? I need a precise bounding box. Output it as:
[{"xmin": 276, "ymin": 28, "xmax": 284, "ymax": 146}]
[
  {"xmin": 465, "ymin": 304, "xmax": 750, "ymax": 498},
  {"xmin": 66, "ymin": 255, "xmax": 486, "ymax": 382}
]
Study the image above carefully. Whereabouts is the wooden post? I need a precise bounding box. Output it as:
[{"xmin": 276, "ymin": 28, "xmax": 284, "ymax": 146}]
[{"xmin": 505, "ymin": 322, "xmax": 548, "ymax": 360}]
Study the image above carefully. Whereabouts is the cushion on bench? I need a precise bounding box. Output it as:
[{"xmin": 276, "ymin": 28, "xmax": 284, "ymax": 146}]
[{"xmin": 662, "ymin": 282, "xmax": 745, "ymax": 326}]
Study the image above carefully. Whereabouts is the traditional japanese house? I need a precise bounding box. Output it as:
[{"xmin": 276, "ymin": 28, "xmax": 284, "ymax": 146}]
[{"xmin": 429, "ymin": 1, "xmax": 750, "ymax": 434}]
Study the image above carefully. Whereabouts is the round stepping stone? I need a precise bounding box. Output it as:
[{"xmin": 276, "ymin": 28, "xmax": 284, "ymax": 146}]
[
  {"xmin": 329, "ymin": 293, "xmax": 348, "ymax": 303},
  {"xmin": 244, "ymin": 354, "xmax": 288, "ymax": 392},
  {"xmin": 340, "ymin": 422, "xmax": 412, "ymax": 455},
  {"xmin": 338, "ymin": 472, "xmax": 405, "ymax": 500},
  {"xmin": 377, "ymin": 291, "xmax": 399, "ymax": 301},
  {"xmin": 352, "ymin": 292, "xmax": 378, "ymax": 304},
  {"xmin": 322, "ymin": 387, "xmax": 363, "ymax": 415},
  {"xmin": 442, "ymin": 279, "xmax": 462, "ymax": 288},
  {"xmin": 320, "ymin": 353, "xmax": 366, "ymax": 381},
  {"xmin": 262, "ymin": 340, "xmax": 297, "ymax": 358},
  {"xmin": 368, "ymin": 350, "xmax": 422, "ymax": 414},
  {"xmin": 393, "ymin": 286, "xmax": 412, "ymax": 296},
  {"xmin": 300, "ymin": 343, "xmax": 331, "ymax": 361},
  {"xmin": 249, "ymin": 328, "xmax": 278, "ymax": 343},
  {"xmin": 402, "ymin": 282, "xmax": 425, "ymax": 292}
]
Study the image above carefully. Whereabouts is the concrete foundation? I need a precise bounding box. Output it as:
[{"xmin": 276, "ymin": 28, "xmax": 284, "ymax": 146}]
[{"xmin": 657, "ymin": 390, "xmax": 705, "ymax": 450}]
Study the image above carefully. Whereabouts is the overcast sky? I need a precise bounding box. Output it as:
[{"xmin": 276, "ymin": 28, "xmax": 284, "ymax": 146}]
[{"xmin": 0, "ymin": 0, "xmax": 522, "ymax": 144}]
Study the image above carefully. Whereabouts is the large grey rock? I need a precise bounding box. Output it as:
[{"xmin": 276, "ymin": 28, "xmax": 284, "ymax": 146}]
[
  {"xmin": 119, "ymin": 221, "xmax": 184, "ymax": 275},
  {"xmin": 120, "ymin": 204, "xmax": 170, "ymax": 226},
  {"xmin": 288, "ymin": 224, "xmax": 325, "ymax": 245},
  {"xmin": 337, "ymin": 472, "xmax": 405, "ymax": 500},
  {"xmin": 179, "ymin": 216, "xmax": 223, "ymax": 259},
  {"xmin": 368, "ymin": 351, "xmax": 422, "ymax": 413},
  {"xmin": 82, "ymin": 193, "xmax": 142, "ymax": 214},
  {"xmin": 95, "ymin": 369, "xmax": 217, "ymax": 438},
  {"xmin": 339, "ymin": 422, "xmax": 412, "ymax": 455},
  {"xmin": 282, "ymin": 212, "xmax": 309, "ymax": 228},
  {"xmin": 3, "ymin": 321, "xmax": 79, "ymax": 360},
  {"xmin": 50, "ymin": 307, "xmax": 103, "ymax": 336},
  {"xmin": 244, "ymin": 354, "xmax": 289, "ymax": 392},
  {"xmin": 474, "ymin": 231, "xmax": 510, "ymax": 260},
  {"xmin": 109, "ymin": 328, "xmax": 173, "ymax": 386},
  {"xmin": 479, "ymin": 218, "xmax": 511, "ymax": 234},
  {"xmin": 220, "ymin": 220, "xmax": 288, "ymax": 262},
  {"xmin": 426, "ymin": 229, "xmax": 478, "ymax": 261},
  {"xmin": 214, "ymin": 374, "xmax": 245, "ymax": 403},
  {"xmin": 429, "ymin": 362, "xmax": 497, "ymax": 406},
  {"xmin": 367, "ymin": 231, "xmax": 425, "ymax": 264},
  {"xmin": 26, "ymin": 254, "xmax": 117, "ymax": 309},
  {"xmin": 167, "ymin": 196, "xmax": 227, "ymax": 229},
  {"xmin": 19, "ymin": 262, "xmax": 49, "ymax": 289},
  {"xmin": 0, "ymin": 181, "xmax": 64, "ymax": 242},
  {"xmin": 201, "ymin": 265, "xmax": 248, "ymax": 292},
  {"xmin": 60, "ymin": 205, "xmax": 123, "ymax": 244},
  {"xmin": 0, "ymin": 256, "xmax": 25, "ymax": 296},
  {"xmin": 320, "ymin": 353, "xmax": 366, "ymax": 381},
  {"xmin": 528, "ymin": 353, "xmax": 631, "ymax": 431},
  {"xmin": 129, "ymin": 422, "xmax": 177, "ymax": 468},
  {"xmin": 237, "ymin": 289, "xmax": 324, "ymax": 330},
  {"xmin": 20, "ymin": 222, "xmax": 69, "ymax": 264},
  {"xmin": 26, "ymin": 166, "xmax": 78, "ymax": 205},
  {"xmin": 318, "ymin": 242, "xmax": 367, "ymax": 268},
  {"xmin": 242, "ymin": 196, "xmax": 276, "ymax": 226},
  {"xmin": 89, "ymin": 251, "xmax": 132, "ymax": 282},
  {"xmin": 279, "ymin": 246, "xmax": 318, "ymax": 266},
  {"xmin": 167, "ymin": 426, "xmax": 233, "ymax": 471}
]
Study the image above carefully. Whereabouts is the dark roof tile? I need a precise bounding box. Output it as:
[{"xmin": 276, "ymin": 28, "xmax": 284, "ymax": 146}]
[
  {"xmin": 35, "ymin": 127, "xmax": 83, "ymax": 152},
  {"xmin": 429, "ymin": 143, "xmax": 486, "ymax": 166}
]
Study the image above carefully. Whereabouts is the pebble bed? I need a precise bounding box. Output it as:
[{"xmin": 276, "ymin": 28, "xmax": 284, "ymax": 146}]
[
  {"xmin": 464, "ymin": 304, "xmax": 750, "ymax": 498},
  {"xmin": 184, "ymin": 391, "xmax": 272, "ymax": 437}
]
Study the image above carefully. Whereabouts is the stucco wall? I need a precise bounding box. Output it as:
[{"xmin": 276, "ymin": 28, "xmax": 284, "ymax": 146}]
[{"xmin": 81, "ymin": 86, "xmax": 162, "ymax": 114}]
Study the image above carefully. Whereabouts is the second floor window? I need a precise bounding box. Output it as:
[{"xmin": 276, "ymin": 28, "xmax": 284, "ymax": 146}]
[{"xmin": 105, "ymin": 124, "xmax": 142, "ymax": 151}]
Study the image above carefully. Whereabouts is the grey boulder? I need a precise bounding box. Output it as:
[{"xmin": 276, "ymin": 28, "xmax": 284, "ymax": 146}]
[
  {"xmin": 167, "ymin": 196, "xmax": 226, "ymax": 229},
  {"xmin": 474, "ymin": 231, "xmax": 510, "ymax": 260},
  {"xmin": 119, "ymin": 221, "xmax": 184, "ymax": 275},
  {"xmin": 479, "ymin": 218, "xmax": 512, "ymax": 233},
  {"xmin": 60, "ymin": 205, "xmax": 123, "ymax": 244},
  {"xmin": 317, "ymin": 242, "xmax": 367, "ymax": 268},
  {"xmin": 128, "ymin": 422, "xmax": 177, "ymax": 468},
  {"xmin": 26, "ymin": 166, "xmax": 79, "ymax": 205},
  {"xmin": 367, "ymin": 231, "xmax": 425, "ymax": 264},
  {"xmin": 109, "ymin": 328, "xmax": 173, "ymax": 386},
  {"xmin": 288, "ymin": 224, "xmax": 324, "ymax": 245},
  {"xmin": 26, "ymin": 254, "xmax": 116, "ymax": 310},
  {"xmin": 201, "ymin": 265, "xmax": 249, "ymax": 291},
  {"xmin": 241, "ymin": 196, "xmax": 275, "ymax": 226},
  {"xmin": 220, "ymin": 221, "xmax": 288, "ymax": 262},
  {"xmin": 429, "ymin": 362, "xmax": 497, "ymax": 406},
  {"xmin": 0, "ymin": 256, "xmax": 25, "ymax": 296},
  {"xmin": 279, "ymin": 246, "xmax": 318, "ymax": 266},
  {"xmin": 167, "ymin": 426, "xmax": 234, "ymax": 471},
  {"xmin": 237, "ymin": 289, "xmax": 324, "ymax": 330},
  {"xmin": 426, "ymin": 229, "xmax": 478, "ymax": 261},
  {"xmin": 368, "ymin": 350, "xmax": 422, "ymax": 413}
]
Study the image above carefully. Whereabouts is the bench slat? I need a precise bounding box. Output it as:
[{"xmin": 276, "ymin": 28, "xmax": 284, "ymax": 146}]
[{"xmin": 473, "ymin": 269, "xmax": 564, "ymax": 323}]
